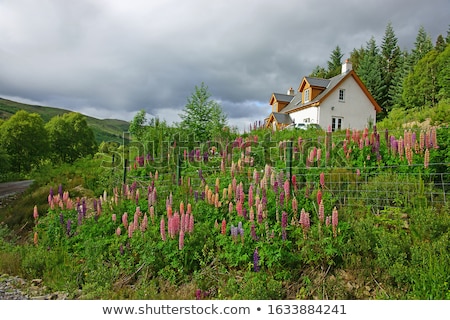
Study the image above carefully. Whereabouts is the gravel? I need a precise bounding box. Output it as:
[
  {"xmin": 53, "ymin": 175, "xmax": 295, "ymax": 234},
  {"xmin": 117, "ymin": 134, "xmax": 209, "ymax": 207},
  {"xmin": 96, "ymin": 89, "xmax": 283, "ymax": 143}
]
[{"xmin": 0, "ymin": 274, "xmax": 69, "ymax": 300}]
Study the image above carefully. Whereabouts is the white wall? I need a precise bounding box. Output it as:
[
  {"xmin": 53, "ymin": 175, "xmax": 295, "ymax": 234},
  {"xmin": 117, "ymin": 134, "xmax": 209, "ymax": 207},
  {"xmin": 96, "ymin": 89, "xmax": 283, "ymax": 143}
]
[
  {"xmin": 290, "ymin": 75, "xmax": 376, "ymax": 130},
  {"xmin": 289, "ymin": 107, "xmax": 319, "ymax": 125}
]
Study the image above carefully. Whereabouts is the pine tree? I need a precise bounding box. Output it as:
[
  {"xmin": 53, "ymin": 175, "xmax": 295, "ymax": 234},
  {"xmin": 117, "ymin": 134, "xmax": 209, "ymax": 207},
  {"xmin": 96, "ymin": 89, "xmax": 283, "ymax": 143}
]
[
  {"xmin": 357, "ymin": 36, "xmax": 385, "ymax": 107},
  {"xmin": 409, "ymin": 25, "xmax": 433, "ymax": 68},
  {"xmin": 326, "ymin": 45, "xmax": 344, "ymax": 78},
  {"xmin": 380, "ymin": 22, "xmax": 401, "ymax": 116}
]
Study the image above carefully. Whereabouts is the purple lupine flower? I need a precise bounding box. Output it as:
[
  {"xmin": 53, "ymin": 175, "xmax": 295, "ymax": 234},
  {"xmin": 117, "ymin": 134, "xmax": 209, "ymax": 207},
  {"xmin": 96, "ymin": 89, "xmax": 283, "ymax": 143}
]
[
  {"xmin": 66, "ymin": 219, "xmax": 71, "ymax": 236},
  {"xmin": 59, "ymin": 212, "xmax": 64, "ymax": 225},
  {"xmin": 251, "ymin": 223, "xmax": 257, "ymax": 240},
  {"xmin": 58, "ymin": 184, "xmax": 63, "ymax": 199},
  {"xmin": 119, "ymin": 244, "xmax": 124, "ymax": 255},
  {"xmin": 281, "ymin": 211, "xmax": 288, "ymax": 240},
  {"xmin": 253, "ymin": 248, "xmax": 260, "ymax": 272}
]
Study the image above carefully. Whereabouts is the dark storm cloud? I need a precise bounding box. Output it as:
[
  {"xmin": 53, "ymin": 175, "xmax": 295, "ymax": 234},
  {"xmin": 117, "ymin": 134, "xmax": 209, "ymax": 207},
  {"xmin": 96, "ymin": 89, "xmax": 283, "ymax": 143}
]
[{"xmin": 0, "ymin": 0, "xmax": 448, "ymax": 131}]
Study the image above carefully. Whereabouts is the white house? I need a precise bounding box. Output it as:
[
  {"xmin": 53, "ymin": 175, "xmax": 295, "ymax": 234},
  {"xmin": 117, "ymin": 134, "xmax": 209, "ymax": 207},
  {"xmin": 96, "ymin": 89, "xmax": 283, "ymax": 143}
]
[{"xmin": 265, "ymin": 60, "xmax": 382, "ymax": 131}]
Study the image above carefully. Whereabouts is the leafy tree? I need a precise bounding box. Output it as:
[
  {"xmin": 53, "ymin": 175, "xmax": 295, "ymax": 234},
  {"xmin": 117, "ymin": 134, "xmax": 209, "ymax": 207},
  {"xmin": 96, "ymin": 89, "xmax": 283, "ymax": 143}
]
[
  {"xmin": 178, "ymin": 82, "xmax": 227, "ymax": 144},
  {"xmin": 437, "ymin": 44, "xmax": 450, "ymax": 100},
  {"xmin": 326, "ymin": 45, "xmax": 344, "ymax": 78},
  {"xmin": 45, "ymin": 112, "xmax": 97, "ymax": 163},
  {"xmin": 357, "ymin": 36, "xmax": 385, "ymax": 106},
  {"xmin": 380, "ymin": 22, "xmax": 402, "ymax": 115},
  {"xmin": 129, "ymin": 109, "xmax": 148, "ymax": 142},
  {"xmin": 0, "ymin": 110, "xmax": 48, "ymax": 173},
  {"xmin": 403, "ymin": 49, "xmax": 440, "ymax": 109}
]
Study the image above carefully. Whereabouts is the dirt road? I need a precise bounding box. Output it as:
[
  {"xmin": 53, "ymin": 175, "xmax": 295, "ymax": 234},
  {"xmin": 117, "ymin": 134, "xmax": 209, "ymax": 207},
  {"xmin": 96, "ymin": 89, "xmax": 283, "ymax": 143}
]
[{"xmin": 0, "ymin": 180, "xmax": 34, "ymax": 199}]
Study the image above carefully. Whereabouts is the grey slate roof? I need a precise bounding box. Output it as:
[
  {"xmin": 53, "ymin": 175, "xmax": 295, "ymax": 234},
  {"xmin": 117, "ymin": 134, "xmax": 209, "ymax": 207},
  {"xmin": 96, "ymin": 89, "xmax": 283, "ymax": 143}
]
[
  {"xmin": 272, "ymin": 112, "xmax": 293, "ymax": 124},
  {"xmin": 273, "ymin": 93, "xmax": 294, "ymax": 102},
  {"xmin": 304, "ymin": 77, "xmax": 330, "ymax": 88},
  {"xmin": 283, "ymin": 72, "xmax": 347, "ymax": 113}
]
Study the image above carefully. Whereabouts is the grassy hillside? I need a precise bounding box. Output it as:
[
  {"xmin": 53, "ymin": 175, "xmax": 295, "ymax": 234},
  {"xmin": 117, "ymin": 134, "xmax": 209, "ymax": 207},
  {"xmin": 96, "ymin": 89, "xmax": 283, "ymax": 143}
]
[{"xmin": 0, "ymin": 97, "xmax": 130, "ymax": 144}]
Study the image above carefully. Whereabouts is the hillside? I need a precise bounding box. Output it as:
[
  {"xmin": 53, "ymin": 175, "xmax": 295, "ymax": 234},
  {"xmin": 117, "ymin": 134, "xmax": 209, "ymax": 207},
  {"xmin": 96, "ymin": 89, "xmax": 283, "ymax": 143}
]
[{"xmin": 0, "ymin": 97, "xmax": 130, "ymax": 144}]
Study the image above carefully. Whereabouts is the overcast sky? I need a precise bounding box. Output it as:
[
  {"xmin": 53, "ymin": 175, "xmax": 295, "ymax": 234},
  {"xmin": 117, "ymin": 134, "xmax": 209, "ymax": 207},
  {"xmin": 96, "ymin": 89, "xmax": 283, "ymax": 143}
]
[{"xmin": 0, "ymin": 0, "xmax": 448, "ymax": 131}]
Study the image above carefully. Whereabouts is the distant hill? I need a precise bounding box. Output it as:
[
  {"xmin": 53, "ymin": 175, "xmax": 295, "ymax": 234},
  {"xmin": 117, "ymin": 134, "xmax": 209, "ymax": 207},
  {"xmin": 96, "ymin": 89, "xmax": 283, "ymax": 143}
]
[{"xmin": 0, "ymin": 97, "xmax": 130, "ymax": 144}]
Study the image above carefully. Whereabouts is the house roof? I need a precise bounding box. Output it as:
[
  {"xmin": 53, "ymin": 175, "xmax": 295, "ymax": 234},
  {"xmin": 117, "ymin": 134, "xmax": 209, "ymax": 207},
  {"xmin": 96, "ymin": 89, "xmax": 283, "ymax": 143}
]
[
  {"xmin": 269, "ymin": 92, "xmax": 294, "ymax": 105},
  {"xmin": 283, "ymin": 70, "xmax": 382, "ymax": 114},
  {"xmin": 272, "ymin": 112, "xmax": 293, "ymax": 124}
]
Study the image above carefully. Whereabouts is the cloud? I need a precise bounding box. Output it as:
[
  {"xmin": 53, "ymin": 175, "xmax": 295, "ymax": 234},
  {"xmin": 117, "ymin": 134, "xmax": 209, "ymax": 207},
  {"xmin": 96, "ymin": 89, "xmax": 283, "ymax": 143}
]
[{"xmin": 0, "ymin": 0, "xmax": 448, "ymax": 132}]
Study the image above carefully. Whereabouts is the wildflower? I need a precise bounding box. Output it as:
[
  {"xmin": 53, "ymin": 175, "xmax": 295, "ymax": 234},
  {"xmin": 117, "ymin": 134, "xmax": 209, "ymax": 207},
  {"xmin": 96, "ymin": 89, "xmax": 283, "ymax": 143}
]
[
  {"xmin": 33, "ymin": 205, "xmax": 39, "ymax": 221},
  {"xmin": 116, "ymin": 227, "xmax": 121, "ymax": 236},
  {"xmin": 188, "ymin": 214, "xmax": 194, "ymax": 233},
  {"xmin": 251, "ymin": 223, "xmax": 257, "ymax": 240},
  {"xmin": 221, "ymin": 219, "xmax": 227, "ymax": 235},
  {"xmin": 112, "ymin": 213, "xmax": 116, "ymax": 222},
  {"xmin": 424, "ymin": 148, "xmax": 430, "ymax": 169},
  {"xmin": 160, "ymin": 217, "xmax": 166, "ymax": 241},
  {"xmin": 316, "ymin": 189, "xmax": 322, "ymax": 206},
  {"xmin": 318, "ymin": 200, "xmax": 325, "ymax": 223},
  {"xmin": 332, "ymin": 207, "xmax": 339, "ymax": 238},
  {"xmin": 122, "ymin": 212, "xmax": 128, "ymax": 229},
  {"xmin": 179, "ymin": 229, "xmax": 185, "ymax": 250},
  {"xmin": 140, "ymin": 214, "xmax": 148, "ymax": 232},
  {"xmin": 253, "ymin": 248, "xmax": 260, "ymax": 272},
  {"xmin": 195, "ymin": 289, "xmax": 202, "ymax": 300},
  {"xmin": 319, "ymin": 172, "xmax": 325, "ymax": 189},
  {"xmin": 66, "ymin": 219, "xmax": 72, "ymax": 236},
  {"xmin": 282, "ymin": 211, "xmax": 288, "ymax": 240},
  {"xmin": 33, "ymin": 232, "xmax": 38, "ymax": 246}
]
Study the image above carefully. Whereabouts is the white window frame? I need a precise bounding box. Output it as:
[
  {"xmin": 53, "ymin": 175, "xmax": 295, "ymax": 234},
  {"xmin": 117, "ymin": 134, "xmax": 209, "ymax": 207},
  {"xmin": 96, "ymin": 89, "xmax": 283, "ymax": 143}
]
[
  {"xmin": 338, "ymin": 89, "xmax": 345, "ymax": 102},
  {"xmin": 304, "ymin": 88, "xmax": 310, "ymax": 103},
  {"xmin": 332, "ymin": 117, "xmax": 343, "ymax": 132}
]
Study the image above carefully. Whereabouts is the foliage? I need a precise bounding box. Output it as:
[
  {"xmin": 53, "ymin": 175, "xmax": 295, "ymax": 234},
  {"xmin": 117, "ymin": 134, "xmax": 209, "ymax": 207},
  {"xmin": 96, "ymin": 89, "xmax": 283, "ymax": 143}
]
[
  {"xmin": 0, "ymin": 110, "xmax": 48, "ymax": 173},
  {"xmin": 178, "ymin": 83, "xmax": 228, "ymax": 146},
  {"xmin": 45, "ymin": 112, "xmax": 97, "ymax": 164}
]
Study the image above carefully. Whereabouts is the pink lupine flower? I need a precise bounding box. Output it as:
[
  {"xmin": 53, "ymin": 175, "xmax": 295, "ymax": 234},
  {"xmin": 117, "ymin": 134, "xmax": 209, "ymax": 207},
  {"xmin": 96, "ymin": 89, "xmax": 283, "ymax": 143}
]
[
  {"xmin": 292, "ymin": 196, "xmax": 298, "ymax": 215},
  {"xmin": 179, "ymin": 229, "xmax": 185, "ymax": 250},
  {"xmin": 149, "ymin": 206, "xmax": 155, "ymax": 223},
  {"xmin": 332, "ymin": 207, "xmax": 338, "ymax": 238},
  {"xmin": 283, "ymin": 179, "xmax": 290, "ymax": 200},
  {"xmin": 180, "ymin": 201, "xmax": 185, "ymax": 215},
  {"xmin": 319, "ymin": 200, "xmax": 325, "ymax": 223},
  {"xmin": 221, "ymin": 219, "xmax": 227, "ymax": 235},
  {"xmin": 317, "ymin": 189, "xmax": 322, "ymax": 206},
  {"xmin": 424, "ymin": 148, "xmax": 430, "ymax": 168},
  {"xmin": 33, "ymin": 205, "xmax": 39, "ymax": 220},
  {"xmin": 160, "ymin": 217, "xmax": 166, "ymax": 241},
  {"xmin": 128, "ymin": 224, "xmax": 134, "ymax": 238},
  {"xmin": 319, "ymin": 172, "xmax": 325, "ymax": 189},
  {"xmin": 188, "ymin": 214, "xmax": 194, "ymax": 233},
  {"xmin": 116, "ymin": 227, "xmax": 121, "ymax": 236},
  {"xmin": 141, "ymin": 214, "xmax": 148, "ymax": 232},
  {"xmin": 248, "ymin": 185, "xmax": 254, "ymax": 207},
  {"xmin": 229, "ymin": 201, "xmax": 233, "ymax": 214},
  {"xmin": 112, "ymin": 213, "xmax": 116, "ymax": 222},
  {"xmin": 122, "ymin": 212, "xmax": 128, "ymax": 229}
]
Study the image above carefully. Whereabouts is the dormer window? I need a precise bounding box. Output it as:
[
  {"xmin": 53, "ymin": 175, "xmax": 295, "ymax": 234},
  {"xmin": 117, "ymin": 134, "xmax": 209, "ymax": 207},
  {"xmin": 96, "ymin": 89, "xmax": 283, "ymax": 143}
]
[
  {"xmin": 304, "ymin": 88, "xmax": 310, "ymax": 103},
  {"xmin": 339, "ymin": 89, "xmax": 345, "ymax": 102}
]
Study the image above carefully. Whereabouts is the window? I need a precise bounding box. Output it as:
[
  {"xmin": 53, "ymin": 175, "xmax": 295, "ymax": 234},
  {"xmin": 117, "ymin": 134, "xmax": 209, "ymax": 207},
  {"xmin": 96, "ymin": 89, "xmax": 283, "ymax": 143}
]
[
  {"xmin": 339, "ymin": 89, "xmax": 345, "ymax": 102},
  {"xmin": 304, "ymin": 89, "xmax": 310, "ymax": 102},
  {"xmin": 332, "ymin": 117, "xmax": 342, "ymax": 132}
]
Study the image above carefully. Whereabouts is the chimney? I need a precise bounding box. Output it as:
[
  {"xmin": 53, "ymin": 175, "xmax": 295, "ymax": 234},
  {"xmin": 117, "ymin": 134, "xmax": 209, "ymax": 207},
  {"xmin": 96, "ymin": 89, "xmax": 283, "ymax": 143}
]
[
  {"xmin": 287, "ymin": 87, "xmax": 295, "ymax": 95},
  {"xmin": 341, "ymin": 59, "xmax": 352, "ymax": 74}
]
